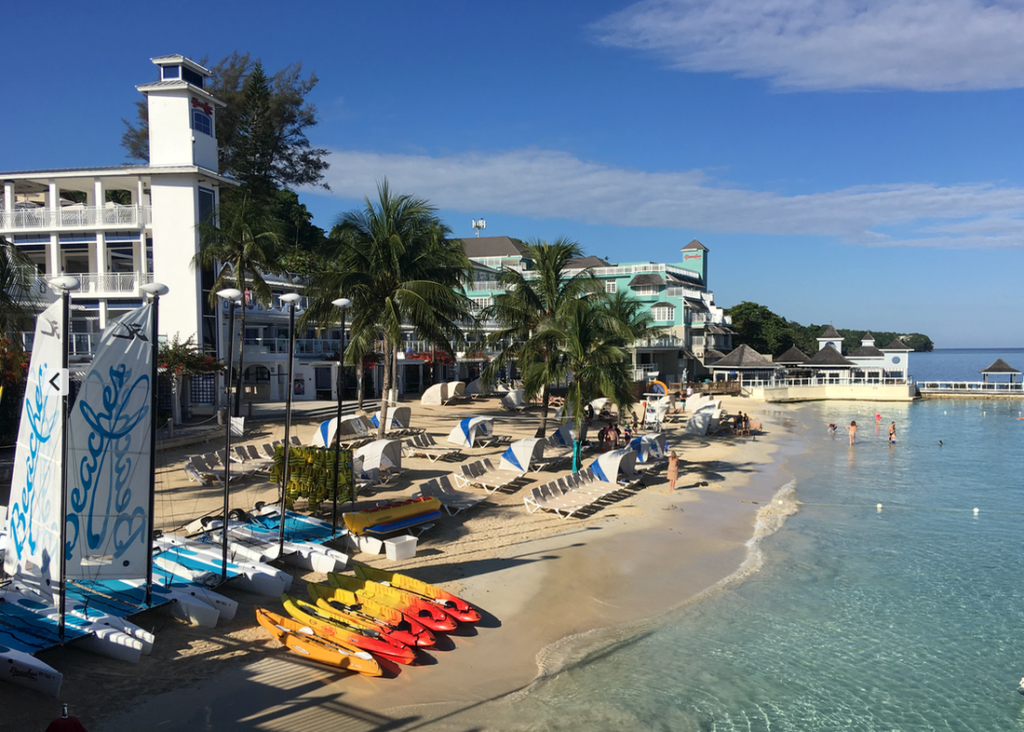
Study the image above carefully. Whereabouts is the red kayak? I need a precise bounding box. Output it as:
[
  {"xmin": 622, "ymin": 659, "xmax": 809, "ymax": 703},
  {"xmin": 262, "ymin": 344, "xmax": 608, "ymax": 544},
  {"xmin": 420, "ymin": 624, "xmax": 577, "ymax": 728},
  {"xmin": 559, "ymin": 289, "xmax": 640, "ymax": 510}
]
[
  {"xmin": 282, "ymin": 595, "xmax": 416, "ymax": 665},
  {"xmin": 307, "ymin": 582, "xmax": 437, "ymax": 648},
  {"xmin": 328, "ymin": 573, "xmax": 458, "ymax": 632}
]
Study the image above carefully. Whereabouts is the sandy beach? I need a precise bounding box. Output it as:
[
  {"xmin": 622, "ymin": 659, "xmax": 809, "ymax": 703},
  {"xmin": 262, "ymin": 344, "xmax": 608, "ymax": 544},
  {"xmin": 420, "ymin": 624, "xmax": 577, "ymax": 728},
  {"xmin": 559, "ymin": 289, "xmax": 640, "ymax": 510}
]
[{"xmin": 2, "ymin": 394, "xmax": 800, "ymax": 731}]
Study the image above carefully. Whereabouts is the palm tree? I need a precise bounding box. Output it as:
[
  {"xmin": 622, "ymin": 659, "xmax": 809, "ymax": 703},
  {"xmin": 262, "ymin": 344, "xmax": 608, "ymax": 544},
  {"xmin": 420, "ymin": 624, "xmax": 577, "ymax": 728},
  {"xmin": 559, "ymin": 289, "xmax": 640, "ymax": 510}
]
[
  {"xmin": 194, "ymin": 192, "xmax": 283, "ymax": 417},
  {"xmin": 480, "ymin": 238, "xmax": 597, "ymax": 437},
  {"xmin": 303, "ymin": 180, "xmax": 472, "ymax": 438},
  {"xmin": 0, "ymin": 237, "xmax": 39, "ymax": 342},
  {"xmin": 530, "ymin": 296, "xmax": 635, "ymax": 471}
]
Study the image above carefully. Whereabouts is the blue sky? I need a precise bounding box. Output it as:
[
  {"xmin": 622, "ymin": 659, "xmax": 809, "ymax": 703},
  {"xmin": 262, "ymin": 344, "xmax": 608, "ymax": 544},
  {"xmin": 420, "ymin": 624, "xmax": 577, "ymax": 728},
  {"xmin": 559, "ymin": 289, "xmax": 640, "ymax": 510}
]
[{"xmin": 6, "ymin": 0, "xmax": 1024, "ymax": 348}]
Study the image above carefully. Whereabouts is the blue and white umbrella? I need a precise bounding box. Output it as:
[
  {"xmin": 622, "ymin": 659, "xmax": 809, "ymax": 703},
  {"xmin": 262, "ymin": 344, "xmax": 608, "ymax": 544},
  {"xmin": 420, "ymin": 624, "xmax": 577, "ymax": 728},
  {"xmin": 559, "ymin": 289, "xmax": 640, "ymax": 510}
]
[
  {"xmin": 447, "ymin": 416, "xmax": 494, "ymax": 447},
  {"xmin": 549, "ymin": 422, "xmax": 574, "ymax": 448},
  {"xmin": 498, "ymin": 438, "xmax": 545, "ymax": 473},
  {"xmin": 630, "ymin": 433, "xmax": 667, "ymax": 463},
  {"xmin": 588, "ymin": 448, "xmax": 638, "ymax": 484},
  {"xmin": 371, "ymin": 405, "xmax": 411, "ymax": 430}
]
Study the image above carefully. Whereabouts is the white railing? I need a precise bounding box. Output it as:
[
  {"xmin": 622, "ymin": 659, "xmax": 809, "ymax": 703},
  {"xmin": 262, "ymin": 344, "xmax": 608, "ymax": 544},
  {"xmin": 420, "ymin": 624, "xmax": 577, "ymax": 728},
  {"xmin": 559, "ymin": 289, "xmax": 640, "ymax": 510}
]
[
  {"xmin": 241, "ymin": 338, "xmax": 342, "ymax": 357},
  {"xmin": 633, "ymin": 336, "xmax": 683, "ymax": 348},
  {"xmin": 0, "ymin": 205, "xmax": 152, "ymax": 231},
  {"xmin": 665, "ymin": 286, "xmax": 706, "ymax": 299},
  {"xmin": 77, "ymin": 272, "xmax": 154, "ymax": 294},
  {"xmin": 466, "ymin": 281, "xmax": 502, "ymax": 293},
  {"xmin": 917, "ymin": 380, "xmax": 1023, "ymax": 393},
  {"xmin": 21, "ymin": 331, "xmax": 98, "ymax": 356},
  {"xmin": 735, "ymin": 376, "xmax": 909, "ymax": 388}
]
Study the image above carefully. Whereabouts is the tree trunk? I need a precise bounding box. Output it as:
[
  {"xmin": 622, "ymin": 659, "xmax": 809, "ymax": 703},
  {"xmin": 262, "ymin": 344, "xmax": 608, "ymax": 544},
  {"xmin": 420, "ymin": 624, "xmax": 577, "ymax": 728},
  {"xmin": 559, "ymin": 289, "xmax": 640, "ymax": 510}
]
[
  {"xmin": 392, "ymin": 343, "xmax": 400, "ymax": 405},
  {"xmin": 355, "ymin": 360, "xmax": 365, "ymax": 411},
  {"xmin": 535, "ymin": 383, "xmax": 551, "ymax": 439},
  {"xmin": 234, "ymin": 299, "xmax": 246, "ymax": 417},
  {"xmin": 377, "ymin": 334, "xmax": 391, "ymax": 440}
]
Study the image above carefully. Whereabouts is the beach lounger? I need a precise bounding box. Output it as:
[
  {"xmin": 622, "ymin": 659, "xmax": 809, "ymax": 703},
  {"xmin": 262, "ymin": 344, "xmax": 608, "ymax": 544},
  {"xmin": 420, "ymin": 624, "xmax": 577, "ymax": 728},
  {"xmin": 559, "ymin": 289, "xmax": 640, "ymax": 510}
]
[
  {"xmin": 452, "ymin": 459, "xmax": 519, "ymax": 493},
  {"xmin": 183, "ymin": 456, "xmax": 256, "ymax": 486},
  {"xmin": 523, "ymin": 482, "xmax": 593, "ymax": 519},
  {"xmin": 416, "ymin": 476, "xmax": 487, "ymax": 516},
  {"xmin": 402, "ymin": 433, "xmax": 461, "ymax": 463}
]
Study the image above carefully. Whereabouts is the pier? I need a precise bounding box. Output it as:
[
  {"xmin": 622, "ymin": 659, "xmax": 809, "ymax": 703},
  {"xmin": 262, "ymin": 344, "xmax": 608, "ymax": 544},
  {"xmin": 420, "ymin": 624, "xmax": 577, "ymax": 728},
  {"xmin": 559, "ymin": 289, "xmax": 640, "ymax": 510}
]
[{"xmin": 915, "ymin": 381, "xmax": 1024, "ymax": 398}]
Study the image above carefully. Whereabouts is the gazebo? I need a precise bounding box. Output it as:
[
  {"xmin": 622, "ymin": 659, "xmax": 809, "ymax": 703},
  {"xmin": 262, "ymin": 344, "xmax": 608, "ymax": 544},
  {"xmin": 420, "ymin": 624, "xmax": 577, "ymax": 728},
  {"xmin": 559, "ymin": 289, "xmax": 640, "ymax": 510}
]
[
  {"xmin": 979, "ymin": 358, "xmax": 1022, "ymax": 386},
  {"xmin": 709, "ymin": 343, "xmax": 776, "ymax": 383}
]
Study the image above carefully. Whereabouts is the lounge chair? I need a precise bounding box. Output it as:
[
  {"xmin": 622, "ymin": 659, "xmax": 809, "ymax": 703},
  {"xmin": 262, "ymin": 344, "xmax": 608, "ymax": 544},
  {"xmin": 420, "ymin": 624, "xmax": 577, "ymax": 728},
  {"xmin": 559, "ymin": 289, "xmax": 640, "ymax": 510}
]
[
  {"xmin": 403, "ymin": 433, "xmax": 461, "ymax": 463},
  {"xmin": 415, "ymin": 476, "xmax": 487, "ymax": 515},
  {"xmin": 451, "ymin": 459, "xmax": 521, "ymax": 493},
  {"xmin": 523, "ymin": 481, "xmax": 593, "ymax": 519},
  {"xmin": 183, "ymin": 455, "xmax": 256, "ymax": 486}
]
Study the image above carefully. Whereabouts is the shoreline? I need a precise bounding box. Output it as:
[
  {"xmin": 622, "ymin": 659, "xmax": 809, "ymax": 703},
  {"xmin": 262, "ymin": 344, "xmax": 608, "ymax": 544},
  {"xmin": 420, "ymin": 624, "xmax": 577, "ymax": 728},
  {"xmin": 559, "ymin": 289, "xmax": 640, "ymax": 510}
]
[{"xmin": 4, "ymin": 396, "xmax": 806, "ymax": 731}]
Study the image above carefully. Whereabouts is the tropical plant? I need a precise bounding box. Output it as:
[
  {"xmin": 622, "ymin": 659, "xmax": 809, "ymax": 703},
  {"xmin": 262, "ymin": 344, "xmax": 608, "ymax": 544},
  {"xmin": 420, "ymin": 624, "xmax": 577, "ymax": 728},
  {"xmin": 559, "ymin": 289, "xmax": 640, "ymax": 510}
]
[
  {"xmin": 194, "ymin": 192, "xmax": 283, "ymax": 416},
  {"xmin": 479, "ymin": 238, "xmax": 597, "ymax": 437},
  {"xmin": 0, "ymin": 236, "xmax": 40, "ymax": 341},
  {"xmin": 530, "ymin": 297, "xmax": 635, "ymax": 470},
  {"xmin": 303, "ymin": 180, "xmax": 472, "ymax": 438},
  {"xmin": 158, "ymin": 334, "xmax": 226, "ymax": 424}
]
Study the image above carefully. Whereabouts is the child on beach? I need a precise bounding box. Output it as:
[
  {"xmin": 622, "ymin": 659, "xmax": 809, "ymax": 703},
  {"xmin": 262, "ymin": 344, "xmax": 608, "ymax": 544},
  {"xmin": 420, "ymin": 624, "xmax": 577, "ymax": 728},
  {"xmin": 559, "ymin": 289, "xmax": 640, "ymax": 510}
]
[
  {"xmin": 848, "ymin": 420, "xmax": 858, "ymax": 445},
  {"xmin": 888, "ymin": 421, "xmax": 896, "ymax": 444},
  {"xmin": 667, "ymin": 451, "xmax": 680, "ymax": 490},
  {"xmin": 828, "ymin": 423, "xmax": 838, "ymax": 435}
]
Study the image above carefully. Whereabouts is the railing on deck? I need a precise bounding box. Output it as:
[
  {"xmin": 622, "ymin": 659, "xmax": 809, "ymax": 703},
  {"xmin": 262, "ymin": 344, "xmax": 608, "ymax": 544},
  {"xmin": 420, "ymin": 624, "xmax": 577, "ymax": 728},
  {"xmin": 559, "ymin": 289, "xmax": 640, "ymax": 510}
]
[
  {"xmin": 917, "ymin": 380, "xmax": 1023, "ymax": 393},
  {"xmin": 0, "ymin": 205, "xmax": 152, "ymax": 231}
]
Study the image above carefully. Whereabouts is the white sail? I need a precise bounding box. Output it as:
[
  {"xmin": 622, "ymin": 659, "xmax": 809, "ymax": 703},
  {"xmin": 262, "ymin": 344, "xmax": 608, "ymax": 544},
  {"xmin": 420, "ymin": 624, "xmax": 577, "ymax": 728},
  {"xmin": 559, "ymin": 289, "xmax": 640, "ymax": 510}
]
[
  {"xmin": 64, "ymin": 304, "xmax": 154, "ymax": 581},
  {"xmin": 4, "ymin": 300, "xmax": 67, "ymax": 598}
]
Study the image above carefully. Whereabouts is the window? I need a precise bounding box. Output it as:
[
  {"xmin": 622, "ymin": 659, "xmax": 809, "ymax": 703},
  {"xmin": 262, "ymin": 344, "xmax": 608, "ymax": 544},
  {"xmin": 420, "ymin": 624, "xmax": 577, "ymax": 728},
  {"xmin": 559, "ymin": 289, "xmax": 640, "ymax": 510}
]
[
  {"xmin": 162, "ymin": 65, "xmax": 180, "ymax": 80},
  {"xmin": 192, "ymin": 110, "xmax": 213, "ymax": 137},
  {"xmin": 652, "ymin": 305, "xmax": 675, "ymax": 322},
  {"xmin": 471, "ymin": 297, "xmax": 492, "ymax": 311},
  {"xmin": 634, "ymin": 285, "xmax": 657, "ymax": 296},
  {"xmin": 605, "ymin": 281, "xmax": 617, "ymax": 294}
]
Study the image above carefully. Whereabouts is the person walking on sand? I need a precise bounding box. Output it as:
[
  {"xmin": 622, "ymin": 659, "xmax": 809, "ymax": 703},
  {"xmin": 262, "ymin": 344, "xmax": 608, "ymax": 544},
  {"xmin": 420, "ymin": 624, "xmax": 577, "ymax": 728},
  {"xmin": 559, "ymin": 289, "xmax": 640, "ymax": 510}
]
[
  {"xmin": 667, "ymin": 451, "xmax": 680, "ymax": 490},
  {"xmin": 888, "ymin": 421, "xmax": 896, "ymax": 444},
  {"xmin": 848, "ymin": 420, "xmax": 858, "ymax": 445}
]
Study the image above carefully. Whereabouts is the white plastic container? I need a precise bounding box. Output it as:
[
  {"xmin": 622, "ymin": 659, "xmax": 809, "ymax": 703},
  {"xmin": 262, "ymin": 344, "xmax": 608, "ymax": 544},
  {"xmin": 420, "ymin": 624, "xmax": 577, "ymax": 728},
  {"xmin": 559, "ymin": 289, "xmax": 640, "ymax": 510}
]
[
  {"xmin": 354, "ymin": 535, "xmax": 384, "ymax": 555},
  {"xmin": 384, "ymin": 535, "xmax": 418, "ymax": 561}
]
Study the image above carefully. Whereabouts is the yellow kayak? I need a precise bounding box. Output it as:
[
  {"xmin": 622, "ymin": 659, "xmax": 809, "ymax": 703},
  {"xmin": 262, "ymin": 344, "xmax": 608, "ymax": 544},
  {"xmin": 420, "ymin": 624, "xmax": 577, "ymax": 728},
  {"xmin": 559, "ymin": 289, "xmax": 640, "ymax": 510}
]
[
  {"xmin": 352, "ymin": 564, "xmax": 482, "ymax": 623},
  {"xmin": 255, "ymin": 607, "xmax": 382, "ymax": 676},
  {"xmin": 307, "ymin": 582, "xmax": 437, "ymax": 648}
]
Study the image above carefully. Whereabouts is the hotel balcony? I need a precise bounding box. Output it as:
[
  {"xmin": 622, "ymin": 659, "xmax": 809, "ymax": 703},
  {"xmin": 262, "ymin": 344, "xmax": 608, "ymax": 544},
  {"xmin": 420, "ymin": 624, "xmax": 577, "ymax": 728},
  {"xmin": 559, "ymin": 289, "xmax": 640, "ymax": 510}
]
[{"xmin": 0, "ymin": 204, "xmax": 152, "ymax": 234}]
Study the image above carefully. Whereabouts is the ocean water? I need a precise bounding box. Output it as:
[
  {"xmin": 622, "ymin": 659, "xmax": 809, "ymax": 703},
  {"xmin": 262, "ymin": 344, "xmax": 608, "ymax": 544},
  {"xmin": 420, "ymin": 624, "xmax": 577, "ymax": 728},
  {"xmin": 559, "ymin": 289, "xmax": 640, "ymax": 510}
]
[{"xmin": 471, "ymin": 351, "xmax": 1024, "ymax": 731}]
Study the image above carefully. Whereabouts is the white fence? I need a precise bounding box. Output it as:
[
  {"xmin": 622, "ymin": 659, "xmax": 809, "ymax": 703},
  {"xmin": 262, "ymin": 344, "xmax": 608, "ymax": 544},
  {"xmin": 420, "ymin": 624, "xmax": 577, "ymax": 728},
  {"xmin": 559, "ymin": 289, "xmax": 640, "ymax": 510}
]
[{"xmin": 0, "ymin": 205, "xmax": 152, "ymax": 231}]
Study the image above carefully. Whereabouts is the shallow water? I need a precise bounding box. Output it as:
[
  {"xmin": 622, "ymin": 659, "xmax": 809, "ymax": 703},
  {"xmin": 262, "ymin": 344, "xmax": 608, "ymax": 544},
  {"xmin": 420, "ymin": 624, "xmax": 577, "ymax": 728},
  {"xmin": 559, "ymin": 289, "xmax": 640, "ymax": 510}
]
[{"xmin": 469, "ymin": 397, "xmax": 1024, "ymax": 731}]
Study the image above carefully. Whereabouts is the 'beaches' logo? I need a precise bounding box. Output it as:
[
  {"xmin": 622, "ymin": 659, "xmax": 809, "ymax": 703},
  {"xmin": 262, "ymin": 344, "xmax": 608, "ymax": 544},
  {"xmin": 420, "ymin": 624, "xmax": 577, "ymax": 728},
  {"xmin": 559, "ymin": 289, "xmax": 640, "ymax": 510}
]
[{"xmin": 684, "ymin": 254, "xmax": 702, "ymax": 260}]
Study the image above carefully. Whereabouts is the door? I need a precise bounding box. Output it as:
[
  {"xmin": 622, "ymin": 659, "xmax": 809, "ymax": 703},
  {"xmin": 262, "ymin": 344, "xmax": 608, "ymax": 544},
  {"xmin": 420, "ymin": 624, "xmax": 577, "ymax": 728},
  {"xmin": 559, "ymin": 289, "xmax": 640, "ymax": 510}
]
[{"xmin": 314, "ymin": 366, "xmax": 333, "ymax": 400}]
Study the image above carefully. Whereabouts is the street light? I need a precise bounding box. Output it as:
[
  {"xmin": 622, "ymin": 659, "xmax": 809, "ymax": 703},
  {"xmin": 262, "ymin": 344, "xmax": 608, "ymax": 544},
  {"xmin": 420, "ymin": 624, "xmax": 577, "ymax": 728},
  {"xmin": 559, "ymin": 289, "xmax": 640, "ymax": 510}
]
[
  {"xmin": 215, "ymin": 287, "xmax": 242, "ymax": 582},
  {"xmin": 140, "ymin": 282, "xmax": 168, "ymax": 608},
  {"xmin": 50, "ymin": 275, "xmax": 79, "ymax": 641},
  {"xmin": 277, "ymin": 292, "xmax": 302, "ymax": 557},
  {"xmin": 330, "ymin": 297, "xmax": 352, "ymax": 536}
]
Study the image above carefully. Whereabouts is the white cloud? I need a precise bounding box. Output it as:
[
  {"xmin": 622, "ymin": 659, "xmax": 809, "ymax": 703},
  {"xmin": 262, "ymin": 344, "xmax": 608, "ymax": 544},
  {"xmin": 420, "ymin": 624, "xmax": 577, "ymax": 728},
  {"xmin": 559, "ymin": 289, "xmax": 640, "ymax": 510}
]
[
  {"xmin": 590, "ymin": 0, "xmax": 1024, "ymax": 91},
  {"xmin": 320, "ymin": 147, "xmax": 1024, "ymax": 249}
]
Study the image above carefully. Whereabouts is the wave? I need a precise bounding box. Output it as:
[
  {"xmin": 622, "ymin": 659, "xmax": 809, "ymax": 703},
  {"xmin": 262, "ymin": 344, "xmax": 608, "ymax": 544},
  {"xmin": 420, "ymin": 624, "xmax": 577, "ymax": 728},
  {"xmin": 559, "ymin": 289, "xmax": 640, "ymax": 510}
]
[{"xmin": 511, "ymin": 478, "xmax": 801, "ymax": 701}]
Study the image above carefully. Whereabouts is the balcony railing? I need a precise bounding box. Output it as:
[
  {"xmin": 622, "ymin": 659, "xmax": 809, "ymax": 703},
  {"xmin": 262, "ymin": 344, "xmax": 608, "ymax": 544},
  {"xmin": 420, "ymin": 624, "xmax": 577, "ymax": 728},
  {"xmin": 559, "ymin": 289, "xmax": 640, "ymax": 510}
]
[
  {"xmin": 241, "ymin": 338, "xmax": 342, "ymax": 358},
  {"xmin": 76, "ymin": 272, "xmax": 154, "ymax": 295},
  {"xmin": 0, "ymin": 205, "xmax": 152, "ymax": 232},
  {"xmin": 22, "ymin": 331, "xmax": 97, "ymax": 356}
]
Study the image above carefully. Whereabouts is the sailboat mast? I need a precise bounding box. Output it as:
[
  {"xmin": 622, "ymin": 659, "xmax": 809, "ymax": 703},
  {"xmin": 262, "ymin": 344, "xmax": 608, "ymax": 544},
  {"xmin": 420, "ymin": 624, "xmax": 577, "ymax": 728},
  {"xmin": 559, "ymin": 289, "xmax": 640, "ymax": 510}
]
[
  {"xmin": 141, "ymin": 284, "xmax": 168, "ymax": 607},
  {"xmin": 52, "ymin": 277, "xmax": 79, "ymax": 642}
]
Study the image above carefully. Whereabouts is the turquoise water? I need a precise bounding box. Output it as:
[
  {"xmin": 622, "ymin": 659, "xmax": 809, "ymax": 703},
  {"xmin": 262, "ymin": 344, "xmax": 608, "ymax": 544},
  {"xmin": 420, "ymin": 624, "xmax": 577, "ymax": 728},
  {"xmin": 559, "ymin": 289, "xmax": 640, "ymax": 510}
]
[{"xmin": 475, "ymin": 394, "xmax": 1024, "ymax": 729}]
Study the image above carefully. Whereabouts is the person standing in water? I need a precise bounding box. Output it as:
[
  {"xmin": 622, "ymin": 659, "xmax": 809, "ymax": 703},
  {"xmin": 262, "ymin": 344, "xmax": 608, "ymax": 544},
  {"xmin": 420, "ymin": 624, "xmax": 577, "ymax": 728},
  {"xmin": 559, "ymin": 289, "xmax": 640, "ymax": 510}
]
[
  {"xmin": 848, "ymin": 420, "xmax": 858, "ymax": 445},
  {"xmin": 888, "ymin": 421, "xmax": 896, "ymax": 444}
]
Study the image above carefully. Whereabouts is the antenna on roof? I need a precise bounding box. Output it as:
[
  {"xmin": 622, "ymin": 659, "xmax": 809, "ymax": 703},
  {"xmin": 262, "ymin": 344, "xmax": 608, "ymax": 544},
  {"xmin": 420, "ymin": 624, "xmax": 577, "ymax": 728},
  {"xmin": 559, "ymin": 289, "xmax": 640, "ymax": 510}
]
[{"xmin": 472, "ymin": 218, "xmax": 486, "ymax": 237}]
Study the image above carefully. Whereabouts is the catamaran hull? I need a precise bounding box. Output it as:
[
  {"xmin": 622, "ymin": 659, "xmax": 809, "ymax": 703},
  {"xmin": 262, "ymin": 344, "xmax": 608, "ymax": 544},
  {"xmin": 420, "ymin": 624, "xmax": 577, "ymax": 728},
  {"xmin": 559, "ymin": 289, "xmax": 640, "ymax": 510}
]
[
  {"xmin": 155, "ymin": 535, "xmax": 292, "ymax": 596},
  {"xmin": 0, "ymin": 644, "xmax": 62, "ymax": 696}
]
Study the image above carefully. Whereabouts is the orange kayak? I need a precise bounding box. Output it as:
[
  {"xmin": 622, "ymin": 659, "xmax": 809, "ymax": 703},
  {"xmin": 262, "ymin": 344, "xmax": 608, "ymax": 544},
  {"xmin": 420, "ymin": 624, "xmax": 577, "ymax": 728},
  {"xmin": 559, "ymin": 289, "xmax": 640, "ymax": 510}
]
[
  {"xmin": 328, "ymin": 572, "xmax": 458, "ymax": 632},
  {"xmin": 255, "ymin": 607, "xmax": 382, "ymax": 676},
  {"xmin": 282, "ymin": 595, "xmax": 416, "ymax": 665},
  {"xmin": 307, "ymin": 582, "xmax": 436, "ymax": 648},
  {"xmin": 353, "ymin": 563, "xmax": 482, "ymax": 624}
]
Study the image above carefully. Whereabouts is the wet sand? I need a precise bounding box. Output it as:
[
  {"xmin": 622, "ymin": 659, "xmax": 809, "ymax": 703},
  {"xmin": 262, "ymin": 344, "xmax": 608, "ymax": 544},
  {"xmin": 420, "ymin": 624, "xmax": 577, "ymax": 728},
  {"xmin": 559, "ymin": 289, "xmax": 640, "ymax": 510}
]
[{"xmin": 3, "ymin": 395, "xmax": 796, "ymax": 731}]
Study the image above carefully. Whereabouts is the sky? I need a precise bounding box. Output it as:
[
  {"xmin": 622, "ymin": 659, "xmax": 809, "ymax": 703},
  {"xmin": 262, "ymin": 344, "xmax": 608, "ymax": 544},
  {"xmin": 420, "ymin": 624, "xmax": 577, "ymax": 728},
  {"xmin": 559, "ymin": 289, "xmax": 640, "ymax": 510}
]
[{"xmin": 5, "ymin": 0, "xmax": 1024, "ymax": 348}]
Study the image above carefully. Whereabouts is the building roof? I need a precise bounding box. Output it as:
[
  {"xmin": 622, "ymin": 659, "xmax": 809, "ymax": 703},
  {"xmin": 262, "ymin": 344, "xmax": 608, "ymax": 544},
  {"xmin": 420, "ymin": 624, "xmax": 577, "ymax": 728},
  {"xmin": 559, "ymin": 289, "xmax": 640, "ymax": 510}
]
[
  {"xmin": 628, "ymin": 273, "xmax": 665, "ymax": 287},
  {"xmin": 461, "ymin": 236, "xmax": 527, "ymax": 259},
  {"xmin": 775, "ymin": 345, "xmax": 809, "ymax": 364},
  {"xmin": 979, "ymin": 358, "xmax": 1021, "ymax": 374},
  {"xmin": 712, "ymin": 344, "xmax": 775, "ymax": 369},
  {"xmin": 707, "ymin": 323, "xmax": 735, "ymax": 335},
  {"xmin": 805, "ymin": 344, "xmax": 856, "ymax": 367},
  {"xmin": 704, "ymin": 349, "xmax": 726, "ymax": 361},
  {"xmin": 150, "ymin": 54, "xmax": 211, "ymax": 75},
  {"xmin": 882, "ymin": 338, "xmax": 910, "ymax": 350},
  {"xmin": 819, "ymin": 324, "xmax": 842, "ymax": 339},
  {"xmin": 684, "ymin": 297, "xmax": 709, "ymax": 312},
  {"xmin": 861, "ymin": 331, "xmax": 875, "ymax": 342},
  {"xmin": 849, "ymin": 345, "xmax": 884, "ymax": 358},
  {"xmin": 650, "ymin": 301, "xmax": 676, "ymax": 309},
  {"xmin": 682, "ymin": 239, "xmax": 708, "ymax": 251},
  {"xmin": 568, "ymin": 255, "xmax": 613, "ymax": 269}
]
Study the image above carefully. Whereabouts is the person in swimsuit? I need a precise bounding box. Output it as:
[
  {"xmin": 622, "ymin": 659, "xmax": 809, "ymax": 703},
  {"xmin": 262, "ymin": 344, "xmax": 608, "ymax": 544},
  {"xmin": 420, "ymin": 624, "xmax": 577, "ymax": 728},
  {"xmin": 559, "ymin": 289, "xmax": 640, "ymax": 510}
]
[
  {"xmin": 888, "ymin": 422, "xmax": 896, "ymax": 444},
  {"xmin": 848, "ymin": 420, "xmax": 858, "ymax": 445}
]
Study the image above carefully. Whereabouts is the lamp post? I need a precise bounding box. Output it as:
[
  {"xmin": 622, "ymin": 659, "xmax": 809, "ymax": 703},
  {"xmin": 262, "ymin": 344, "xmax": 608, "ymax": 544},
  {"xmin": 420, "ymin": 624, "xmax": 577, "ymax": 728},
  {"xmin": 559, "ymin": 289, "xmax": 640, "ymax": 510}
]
[
  {"xmin": 330, "ymin": 297, "xmax": 352, "ymax": 536},
  {"xmin": 140, "ymin": 282, "xmax": 168, "ymax": 608},
  {"xmin": 50, "ymin": 275, "xmax": 79, "ymax": 641},
  {"xmin": 216, "ymin": 287, "xmax": 243, "ymax": 582},
  {"xmin": 277, "ymin": 292, "xmax": 302, "ymax": 557}
]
